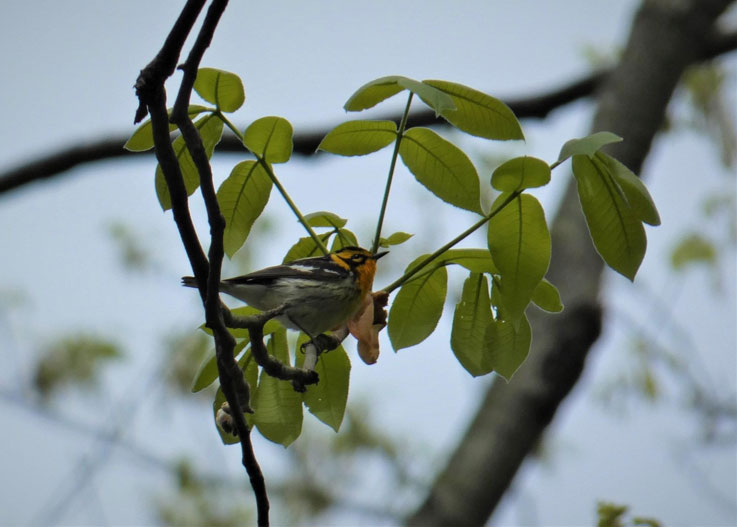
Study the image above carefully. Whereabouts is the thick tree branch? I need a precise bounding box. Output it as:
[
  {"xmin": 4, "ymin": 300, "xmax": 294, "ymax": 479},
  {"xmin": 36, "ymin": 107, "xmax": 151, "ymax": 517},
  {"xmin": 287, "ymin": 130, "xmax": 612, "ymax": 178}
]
[
  {"xmin": 406, "ymin": 1, "xmax": 736, "ymax": 525},
  {"xmin": 2, "ymin": 28, "xmax": 735, "ymax": 196}
]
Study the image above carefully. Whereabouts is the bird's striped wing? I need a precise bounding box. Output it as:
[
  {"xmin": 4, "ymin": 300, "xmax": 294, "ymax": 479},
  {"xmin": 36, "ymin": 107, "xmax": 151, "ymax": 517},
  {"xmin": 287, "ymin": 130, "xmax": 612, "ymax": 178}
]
[{"xmin": 224, "ymin": 261, "xmax": 349, "ymax": 286}]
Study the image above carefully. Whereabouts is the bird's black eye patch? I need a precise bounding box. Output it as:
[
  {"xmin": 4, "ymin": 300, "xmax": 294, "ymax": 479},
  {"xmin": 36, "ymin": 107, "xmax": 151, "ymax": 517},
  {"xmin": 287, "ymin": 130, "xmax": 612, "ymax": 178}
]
[{"xmin": 350, "ymin": 254, "xmax": 367, "ymax": 263}]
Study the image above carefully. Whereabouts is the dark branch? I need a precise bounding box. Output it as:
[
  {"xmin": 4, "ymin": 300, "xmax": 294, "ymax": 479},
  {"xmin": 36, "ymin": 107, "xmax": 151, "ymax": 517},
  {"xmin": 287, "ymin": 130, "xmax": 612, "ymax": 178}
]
[
  {"xmin": 134, "ymin": 1, "xmax": 271, "ymax": 525},
  {"xmin": 133, "ymin": 0, "xmax": 207, "ymax": 123},
  {"xmin": 222, "ymin": 306, "xmax": 320, "ymax": 387},
  {"xmin": 2, "ymin": 27, "xmax": 735, "ymax": 196},
  {"xmin": 160, "ymin": 1, "xmax": 271, "ymax": 525}
]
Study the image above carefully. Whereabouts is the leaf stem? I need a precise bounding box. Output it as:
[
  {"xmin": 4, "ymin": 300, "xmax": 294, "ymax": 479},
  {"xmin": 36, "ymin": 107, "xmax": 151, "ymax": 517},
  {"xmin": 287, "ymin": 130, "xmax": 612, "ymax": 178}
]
[
  {"xmin": 371, "ymin": 92, "xmax": 414, "ymax": 253},
  {"xmin": 549, "ymin": 158, "xmax": 566, "ymax": 171},
  {"xmin": 382, "ymin": 190, "xmax": 523, "ymax": 294},
  {"xmin": 217, "ymin": 111, "xmax": 329, "ymax": 256}
]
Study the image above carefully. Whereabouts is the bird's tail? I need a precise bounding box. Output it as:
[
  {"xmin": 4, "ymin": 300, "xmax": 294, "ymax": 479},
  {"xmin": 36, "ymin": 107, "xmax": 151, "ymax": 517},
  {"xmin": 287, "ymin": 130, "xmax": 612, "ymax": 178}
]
[{"xmin": 181, "ymin": 276, "xmax": 199, "ymax": 288}]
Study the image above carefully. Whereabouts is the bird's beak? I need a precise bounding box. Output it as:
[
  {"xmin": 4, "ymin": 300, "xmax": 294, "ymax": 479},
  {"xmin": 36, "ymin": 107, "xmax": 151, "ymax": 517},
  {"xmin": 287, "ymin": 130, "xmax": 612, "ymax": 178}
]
[{"xmin": 372, "ymin": 251, "xmax": 389, "ymax": 260}]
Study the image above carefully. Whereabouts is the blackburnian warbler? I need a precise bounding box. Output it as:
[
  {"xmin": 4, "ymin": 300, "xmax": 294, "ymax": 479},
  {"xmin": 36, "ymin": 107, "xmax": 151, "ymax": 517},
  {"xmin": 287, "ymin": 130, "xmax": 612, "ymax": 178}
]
[{"xmin": 182, "ymin": 246, "xmax": 388, "ymax": 340}]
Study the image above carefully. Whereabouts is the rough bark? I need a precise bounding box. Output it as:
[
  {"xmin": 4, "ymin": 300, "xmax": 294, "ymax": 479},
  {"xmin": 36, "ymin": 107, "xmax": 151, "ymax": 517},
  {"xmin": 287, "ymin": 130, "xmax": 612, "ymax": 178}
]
[{"xmin": 405, "ymin": 1, "xmax": 735, "ymax": 525}]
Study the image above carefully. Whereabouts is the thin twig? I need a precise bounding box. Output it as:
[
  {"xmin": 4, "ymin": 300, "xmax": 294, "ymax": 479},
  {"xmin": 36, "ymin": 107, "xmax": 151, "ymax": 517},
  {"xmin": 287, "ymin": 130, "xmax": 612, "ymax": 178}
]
[
  {"xmin": 371, "ymin": 92, "xmax": 414, "ymax": 253},
  {"xmin": 382, "ymin": 190, "xmax": 523, "ymax": 294}
]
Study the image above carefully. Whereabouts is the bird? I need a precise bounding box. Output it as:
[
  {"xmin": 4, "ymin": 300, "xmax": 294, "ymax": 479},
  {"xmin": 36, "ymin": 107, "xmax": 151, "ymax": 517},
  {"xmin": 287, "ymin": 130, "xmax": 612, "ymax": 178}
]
[{"xmin": 182, "ymin": 246, "xmax": 388, "ymax": 341}]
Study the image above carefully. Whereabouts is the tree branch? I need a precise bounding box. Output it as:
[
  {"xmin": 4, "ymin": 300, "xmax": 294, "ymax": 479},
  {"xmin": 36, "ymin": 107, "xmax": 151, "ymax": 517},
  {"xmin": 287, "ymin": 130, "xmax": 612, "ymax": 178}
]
[
  {"xmin": 221, "ymin": 306, "xmax": 320, "ymax": 387},
  {"xmin": 134, "ymin": 1, "xmax": 271, "ymax": 525},
  {"xmin": 2, "ymin": 27, "xmax": 735, "ymax": 195}
]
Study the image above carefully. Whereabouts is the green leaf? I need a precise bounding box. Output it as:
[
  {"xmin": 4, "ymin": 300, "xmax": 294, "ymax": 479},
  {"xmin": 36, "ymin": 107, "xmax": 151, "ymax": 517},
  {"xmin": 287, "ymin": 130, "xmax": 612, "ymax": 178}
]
[
  {"xmin": 379, "ymin": 231, "xmax": 413, "ymax": 248},
  {"xmin": 423, "ymin": 79, "xmax": 524, "ymax": 140},
  {"xmin": 125, "ymin": 120, "xmax": 175, "ymax": 153},
  {"xmin": 283, "ymin": 233, "xmax": 332, "ymax": 263},
  {"xmin": 330, "ymin": 228, "xmax": 359, "ymax": 251},
  {"xmin": 243, "ymin": 116, "xmax": 293, "ymax": 164},
  {"xmin": 343, "ymin": 75, "xmax": 455, "ymax": 113},
  {"xmin": 200, "ymin": 306, "xmax": 281, "ymax": 338},
  {"xmin": 488, "ymin": 193, "xmax": 551, "ymax": 328},
  {"xmin": 191, "ymin": 340, "xmax": 250, "ymax": 393},
  {"xmin": 531, "ymin": 279, "xmax": 563, "ymax": 313},
  {"xmin": 252, "ymin": 330, "xmax": 303, "ymax": 447},
  {"xmin": 399, "ymin": 77, "xmax": 456, "ymax": 115},
  {"xmin": 596, "ymin": 153, "xmax": 661, "ymax": 226},
  {"xmin": 192, "ymin": 351, "xmax": 219, "ymax": 393},
  {"xmin": 572, "ymin": 154, "xmax": 646, "ymax": 281},
  {"xmin": 491, "ymin": 156, "xmax": 551, "ymax": 191},
  {"xmin": 193, "ymin": 68, "xmax": 245, "ymax": 112},
  {"xmin": 155, "ymin": 114, "xmax": 224, "ymax": 210},
  {"xmin": 240, "ymin": 349, "xmax": 259, "ymax": 429},
  {"xmin": 485, "ymin": 312, "xmax": 532, "ymax": 380},
  {"xmin": 297, "ymin": 334, "xmax": 351, "ymax": 432},
  {"xmin": 124, "ymin": 105, "xmax": 209, "ymax": 152},
  {"xmin": 399, "ymin": 127, "xmax": 482, "ymax": 214},
  {"xmin": 318, "ymin": 120, "xmax": 397, "ymax": 156},
  {"xmin": 304, "ymin": 211, "xmax": 347, "ymax": 229},
  {"xmin": 218, "ymin": 161, "xmax": 273, "ymax": 257},
  {"xmin": 436, "ymin": 248, "xmax": 498, "ymax": 274},
  {"xmin": 344, "ymin": 76, "xmax": 406, "ymax": 111},
  {"xmin": 239, "ymin": 348, "xmax": 259, "ymax": 388},
  {"xmin": 388, "ymin": 255, "xmax": 448, "ymax": 350},
  {"xmin": 451, "ymin": 273, "xmax": 494, "ymax": 376},
  {"xmin": 557, "ymin": 131, "xmax": 622, "ymax": 164},
  {"xmin": 670, "ymin": 233, "xmax": 717, "ymax": 271}
]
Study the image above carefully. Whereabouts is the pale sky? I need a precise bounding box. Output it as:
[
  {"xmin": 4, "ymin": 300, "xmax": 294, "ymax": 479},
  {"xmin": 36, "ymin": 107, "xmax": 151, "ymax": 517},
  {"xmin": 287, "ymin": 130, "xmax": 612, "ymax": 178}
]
[{"xmin": 0, "ymin": 2, "xmax": 735, "ymax": 526}]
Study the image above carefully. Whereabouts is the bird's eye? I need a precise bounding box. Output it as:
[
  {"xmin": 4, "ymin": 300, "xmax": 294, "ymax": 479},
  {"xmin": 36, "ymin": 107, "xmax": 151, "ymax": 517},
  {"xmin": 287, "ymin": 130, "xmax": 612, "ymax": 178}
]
[{"xmin": 351, "ymin": 254, "xmax": 366, "ymax": 262}]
